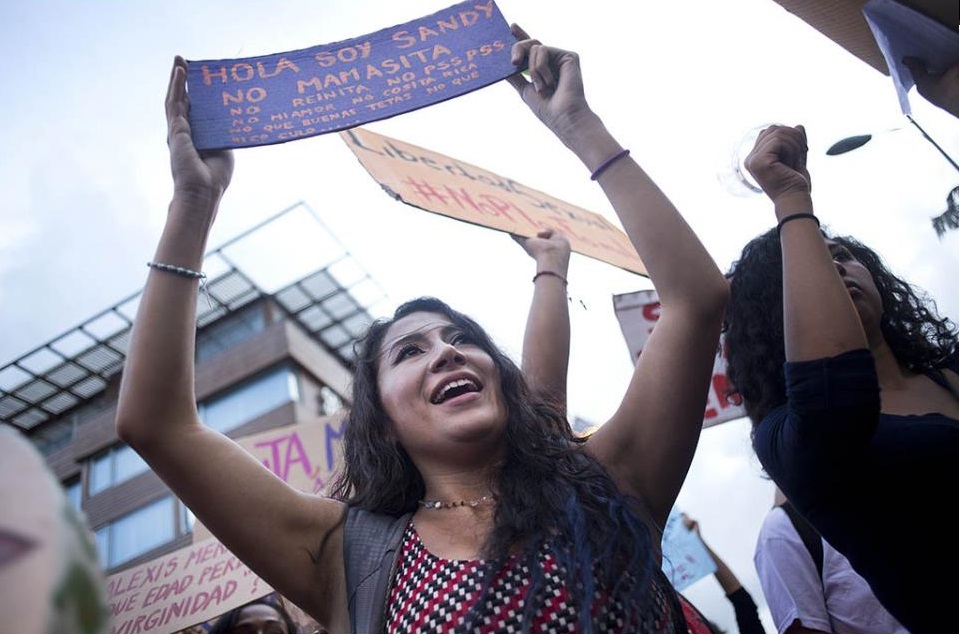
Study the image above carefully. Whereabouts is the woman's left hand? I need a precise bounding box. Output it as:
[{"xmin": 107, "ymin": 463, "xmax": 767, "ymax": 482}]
[
  {"xmin": 507, "ymin": 24, "xmax": 596, "ymax": 148},
  {"xmin": 512, "ymin": 228, "xmax": 571, "ymax": 275}
]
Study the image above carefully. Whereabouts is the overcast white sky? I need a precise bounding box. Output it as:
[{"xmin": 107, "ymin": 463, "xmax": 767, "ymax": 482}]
[{"xmin": 2, "ymin": 1, "xmax": 957, "ymax": 631}]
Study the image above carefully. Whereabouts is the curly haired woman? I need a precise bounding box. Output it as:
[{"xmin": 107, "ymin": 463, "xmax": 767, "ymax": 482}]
[
  {"xmin": 116, "ymin": 25, "xmax": 728, "ymax": 634},
  {"xmin": 723, "ymin": 124, "xmax": 957, "ymax": 634}
]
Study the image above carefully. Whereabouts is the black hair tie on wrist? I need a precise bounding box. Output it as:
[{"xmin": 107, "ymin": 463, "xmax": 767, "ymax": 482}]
[
  {"xmin": 532, "ymin": 270, "xmax": 568, "ymax": 285},
  {"xmin": 776, "ymin": 213, "xmax": 819, "ymax": 235}
]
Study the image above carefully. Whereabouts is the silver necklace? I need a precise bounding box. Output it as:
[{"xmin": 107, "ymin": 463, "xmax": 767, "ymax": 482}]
[{"xmin": 418, "ymin": 494, "xmax": 495, "ymax": 510}]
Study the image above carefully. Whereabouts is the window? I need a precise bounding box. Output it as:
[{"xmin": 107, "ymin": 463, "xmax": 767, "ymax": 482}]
[
  {"xmin": 64, "ymin": 479, "xmax": 82, "ymax": 512},
  {"xmin": 31, "ymin": 419, "xmax": 74, "ymax": 455},
  {"xmin": 72, "ymin": 396, "xmax": 111, "ymax": 427},
  {"xmin": 319, "ymin": 385, "xmax": 344, "ymax": 416},
  {"xmin": 199, "ymin": 365, "xmax": 299, "ymax": 434},
  {"xmin": 88, "ymin": 443, "xmax": 150, "ymax": 496},
  {"xmin": 179, "ymin": 501, "xmax": 195, "ymax": 534},
  {"xmin": 31, "ymin": 397, "xmax": 111, "ymax": 456},
  {"xmin": 196, "ymin": 304, "xmax": 267, "ymax": 363},
  {"xmin": 95, "ymin": 497, "xmax": 176, "ymax": 569}
]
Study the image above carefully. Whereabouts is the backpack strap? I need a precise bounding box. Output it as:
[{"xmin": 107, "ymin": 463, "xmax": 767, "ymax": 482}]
[
  {"xmin": 778, "ymin": 501, "xmax": 824, "ymax": 581},
  {"xmin": 343, "ymin": 507, "xmax": 413, "ymax": 634}
]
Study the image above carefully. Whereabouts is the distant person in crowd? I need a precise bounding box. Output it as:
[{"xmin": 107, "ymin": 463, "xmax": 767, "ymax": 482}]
[
  {"xmin": 208, "ymin": 596, "xmax": 299, "ymax": 634},
  {"xmin": 754, "ymin": 488, "xmax": 908, "ymax": 634},
  {"xmin": 115, "ymin": 23, "xmax": 728, "ymax": 634},
  {"xmin": 903, "ymin": 58, "xmax": 958, "ymax": 117},
  {"xmin": 680, "ymin": 514, "xmax": 767, "ymax": 634},
  {"xmin": 0, "ymin": 424, "xmax": 109, "ymax": 634},
  {"xmin": 723, "ymin": 123, "xmax": 958, "ymax": 634}
]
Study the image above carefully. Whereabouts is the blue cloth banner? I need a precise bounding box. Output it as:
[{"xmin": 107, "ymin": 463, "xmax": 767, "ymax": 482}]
[{"xmin": 185, "ymin": 1, "xmax": 517, "ymax": 150}]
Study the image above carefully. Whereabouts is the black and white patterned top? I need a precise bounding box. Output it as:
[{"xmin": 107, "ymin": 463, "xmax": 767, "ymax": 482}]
[{"xmin": 386, "ymin": 523, "xmax": 685, "ymax": 633}]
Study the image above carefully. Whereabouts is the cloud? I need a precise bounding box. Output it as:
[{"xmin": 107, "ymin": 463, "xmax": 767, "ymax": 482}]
[{"xmin": 0, "ymin": 146, "xmax": 156, "ymax": 364}]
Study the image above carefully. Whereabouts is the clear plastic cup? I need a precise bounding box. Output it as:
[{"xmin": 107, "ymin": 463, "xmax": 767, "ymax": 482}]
[{"xmin": 717, "ymin": 123, "xmax": 780, "ymax": 197}]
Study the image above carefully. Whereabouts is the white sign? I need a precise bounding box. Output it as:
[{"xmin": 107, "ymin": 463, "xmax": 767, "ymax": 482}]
[
  {"xmin": 661, "ymin": 507, "xmax": 716, "ymax": 591},
  {"xmin": 612, "ymin": 289, "xmax": 745, "ymax": 428}
]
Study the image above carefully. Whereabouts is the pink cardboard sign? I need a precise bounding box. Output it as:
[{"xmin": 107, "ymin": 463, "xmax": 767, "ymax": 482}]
[
  {"xmin": 106, "ymin": 537, "xmax": 271, "ymax": 634},
  {"xmin": 342, "ymin": 127, "xmax": 650, "ymax": 276}
]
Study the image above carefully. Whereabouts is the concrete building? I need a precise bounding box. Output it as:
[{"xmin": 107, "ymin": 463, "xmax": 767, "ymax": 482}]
[{"xmin": 0, "ymin": 203, "xmax": 384, "ymax": 576}]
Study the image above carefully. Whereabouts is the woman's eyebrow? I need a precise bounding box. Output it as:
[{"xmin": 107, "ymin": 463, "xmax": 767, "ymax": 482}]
[
  {"xmin": 438, "ymin": 324, "xmax": 460, "ymax": 340},
  {"xmin": 380, "ymin": 322, "xmax": 451, "ymax": 358},
  {"xmin": 385, "ymin": 331, "xmax": 424, "ymax": 354}
]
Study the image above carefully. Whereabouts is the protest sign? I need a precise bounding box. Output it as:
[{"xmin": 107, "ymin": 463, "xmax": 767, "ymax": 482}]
[
  {"xmin": 106, "ymin": 416, "xmax": 345, "ymax": 632},
  {"xmin": 612, "ymin": 289, "xmax": 744, "ymax": 427},
  {"xmin": 660, "ymin": 507, "xmax": 716, "ymax": 591},
  {"xmin": 106, "ymin": 536, "xmax": 271, "ymax": 634},
  {"xmin": 862, "ymin": 0, "xmax": 958, "ymax": 114},
  {"xmin": 186, "ymin": 0, "xmax": 517, "ymax": 150},
  {"xmin": 341, "ymin": 127, "xmax": 649, "ymax": 276}
]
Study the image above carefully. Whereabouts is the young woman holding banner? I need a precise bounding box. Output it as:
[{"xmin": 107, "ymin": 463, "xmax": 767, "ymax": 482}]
[
  {"xmin": 117, "ymin": 25, "xmax": 727, "ymax": 633},
  {"xmin": 723, "ymin": 124, "xmax": 957, "ymax": 634}
]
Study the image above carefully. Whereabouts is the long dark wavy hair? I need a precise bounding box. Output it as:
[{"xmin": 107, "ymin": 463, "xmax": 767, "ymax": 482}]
[
  {"xmin": 330, "ymin": 297, "xmax": 670, "ymax": 632},
  {"xmin": 724, "ymin": 227, "xmax": 957, "ymax": 426}
]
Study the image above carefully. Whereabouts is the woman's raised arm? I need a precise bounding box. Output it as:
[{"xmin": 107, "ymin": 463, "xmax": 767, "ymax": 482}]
[
  {"xmin": 508, "ymin": 28, "xmax": 728, "ymax": 528},
  {"xmin": 743, "ymin": 124, "xmax": 868, "ymax": 362},
  {"xmin": 515, "ymin": 229, "xmax": 572, "ymax": 406},
  {"xmin": 115, "ymin": 56, "xmax": 348, "ymax": 631}
]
